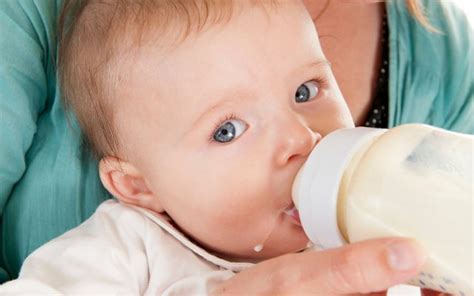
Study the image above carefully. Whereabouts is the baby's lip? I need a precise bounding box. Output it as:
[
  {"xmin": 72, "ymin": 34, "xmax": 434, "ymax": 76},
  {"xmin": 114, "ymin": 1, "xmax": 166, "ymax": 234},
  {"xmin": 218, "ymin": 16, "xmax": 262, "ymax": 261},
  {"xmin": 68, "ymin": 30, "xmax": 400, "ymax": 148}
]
[{"xmin": 283, "ymin": 203, "xmax": 301, "ymax": 226}]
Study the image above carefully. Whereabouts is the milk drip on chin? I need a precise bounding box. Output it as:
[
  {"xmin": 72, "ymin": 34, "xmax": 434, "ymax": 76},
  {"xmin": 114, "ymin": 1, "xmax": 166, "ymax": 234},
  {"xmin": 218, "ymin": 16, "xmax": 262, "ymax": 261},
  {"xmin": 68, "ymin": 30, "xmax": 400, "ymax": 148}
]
[
  {"xmin": 253, "ymin": 244, "xmax": 264, "ymax": 252},
  {"xmin": 253, "ymin": 237, "xmax": 314, "ymax": 253},
  {"xmin": 252, "ymin": 224, "xmax": 275, "ymax": 253},
  {"xmin": 252, "ymin": 209, "xmax": 311, "ymax": 253},
  {"xmin": 252, "ymin": 214, "xmax": 282, "ymax": 253}
]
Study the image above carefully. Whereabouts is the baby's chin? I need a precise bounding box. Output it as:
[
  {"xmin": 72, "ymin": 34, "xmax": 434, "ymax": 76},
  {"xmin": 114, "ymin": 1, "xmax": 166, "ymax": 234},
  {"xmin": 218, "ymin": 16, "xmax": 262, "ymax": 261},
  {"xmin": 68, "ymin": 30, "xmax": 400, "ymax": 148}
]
[
  {"xmin": 254, "ymin": 235, "xmax": 311, "ymax": 261},
  {"xmin": 220, "ymin": 229, "xmax": 310, "ymax": 263}
]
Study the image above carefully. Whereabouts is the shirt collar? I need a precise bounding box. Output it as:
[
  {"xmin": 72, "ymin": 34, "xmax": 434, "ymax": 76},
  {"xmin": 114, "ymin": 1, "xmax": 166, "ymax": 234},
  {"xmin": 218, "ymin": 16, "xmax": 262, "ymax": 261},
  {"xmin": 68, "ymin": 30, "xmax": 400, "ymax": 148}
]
[{"xmin": 135, "ymin": 206, "xmax": 255, "ymax": 272}]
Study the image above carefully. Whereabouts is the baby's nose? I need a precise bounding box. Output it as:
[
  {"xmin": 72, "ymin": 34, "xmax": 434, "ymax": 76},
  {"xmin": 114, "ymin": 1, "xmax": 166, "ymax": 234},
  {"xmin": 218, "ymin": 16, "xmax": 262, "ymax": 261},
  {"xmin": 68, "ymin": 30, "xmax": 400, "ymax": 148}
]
[{"xmin": 274, "ymin": 119, "xmax": 321, "ymax": 167}]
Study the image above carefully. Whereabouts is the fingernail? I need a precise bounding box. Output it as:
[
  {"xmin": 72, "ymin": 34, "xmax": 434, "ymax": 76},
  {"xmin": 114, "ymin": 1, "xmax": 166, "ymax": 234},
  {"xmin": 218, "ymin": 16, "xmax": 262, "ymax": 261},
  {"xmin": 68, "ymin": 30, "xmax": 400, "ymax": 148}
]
[{"xmin": 387, "ymin": 240, "xmax": 427, "ymax": 271}]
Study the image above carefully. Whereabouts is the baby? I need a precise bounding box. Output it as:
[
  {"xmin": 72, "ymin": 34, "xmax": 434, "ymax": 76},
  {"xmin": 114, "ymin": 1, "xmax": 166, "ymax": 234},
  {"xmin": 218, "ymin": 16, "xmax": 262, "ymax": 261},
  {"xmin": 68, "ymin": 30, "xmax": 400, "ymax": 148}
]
[{"xmin": 1, "ymin": 0, "xmax": 426, "ymax": 294}]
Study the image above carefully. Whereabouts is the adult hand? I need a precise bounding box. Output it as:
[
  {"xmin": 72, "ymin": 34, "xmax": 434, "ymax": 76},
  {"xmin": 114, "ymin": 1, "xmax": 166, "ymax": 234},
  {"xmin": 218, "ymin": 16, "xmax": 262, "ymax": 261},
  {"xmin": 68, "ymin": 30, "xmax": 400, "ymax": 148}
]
[{"xmin": 212, "ymin": 237, "xmax": 428, "ymax": 295}]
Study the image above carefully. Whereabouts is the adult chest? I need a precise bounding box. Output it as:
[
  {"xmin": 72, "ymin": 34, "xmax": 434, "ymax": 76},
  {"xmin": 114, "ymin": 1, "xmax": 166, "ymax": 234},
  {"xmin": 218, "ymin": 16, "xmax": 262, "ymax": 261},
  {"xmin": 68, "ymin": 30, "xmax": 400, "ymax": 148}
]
[{"xmin": 310, "ymin": 2, "xmax": 385, "ymax": 125}]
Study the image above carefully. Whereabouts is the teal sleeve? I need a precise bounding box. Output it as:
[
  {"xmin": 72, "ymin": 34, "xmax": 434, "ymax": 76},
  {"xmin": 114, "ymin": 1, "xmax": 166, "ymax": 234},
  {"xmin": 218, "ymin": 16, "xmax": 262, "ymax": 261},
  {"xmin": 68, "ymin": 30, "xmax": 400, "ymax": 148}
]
[
  {"xmin": 387, "ymin": 0, "xmax": 473, "ymax": 134},
  {"xmin": 0, "ymin": 0, "xmax": 110, "ymax": 282},
  {"xmin": 0, "ymin": 0, "xmax": 53, "ymax": 281},
  {"xmin": 0, "ymin": 0, "xmax": 50, "ymax": 224},
  {"xmin": 440, "ymin": 2, "xmax": 474, "ymax": 134}
]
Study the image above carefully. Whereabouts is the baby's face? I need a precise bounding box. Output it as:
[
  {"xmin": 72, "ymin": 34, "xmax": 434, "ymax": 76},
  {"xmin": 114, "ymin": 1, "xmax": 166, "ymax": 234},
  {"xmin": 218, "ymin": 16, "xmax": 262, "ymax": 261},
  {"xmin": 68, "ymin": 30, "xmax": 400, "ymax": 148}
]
[{"xmin": 112, "ymin": 1, "xmax": 354, "ymax": 260}]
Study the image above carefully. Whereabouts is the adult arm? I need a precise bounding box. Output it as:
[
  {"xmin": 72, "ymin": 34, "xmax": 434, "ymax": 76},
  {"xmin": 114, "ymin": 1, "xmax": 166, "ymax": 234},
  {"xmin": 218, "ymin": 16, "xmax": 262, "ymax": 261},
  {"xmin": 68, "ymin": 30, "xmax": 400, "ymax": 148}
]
[{"xmin": 213, "ymin": 238, "xmax": 427, "ymax": 295}]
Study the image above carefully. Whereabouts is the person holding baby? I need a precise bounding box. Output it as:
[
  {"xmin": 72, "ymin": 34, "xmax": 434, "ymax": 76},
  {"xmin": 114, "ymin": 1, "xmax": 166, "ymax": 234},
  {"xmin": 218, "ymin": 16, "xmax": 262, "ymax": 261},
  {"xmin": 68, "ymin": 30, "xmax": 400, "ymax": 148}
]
[{"xmin": 0, "ymin": 0, "xmax": 471, "ymax": 294}]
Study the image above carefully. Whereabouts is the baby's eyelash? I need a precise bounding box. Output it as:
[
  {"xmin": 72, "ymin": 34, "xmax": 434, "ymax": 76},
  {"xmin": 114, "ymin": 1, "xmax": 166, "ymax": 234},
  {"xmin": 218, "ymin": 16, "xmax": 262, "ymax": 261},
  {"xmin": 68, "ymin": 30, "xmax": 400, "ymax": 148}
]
[
  {"xmin": 209, "ymin": 113, "xmax": 237, "ymax": 142},
  {"xmin": 312, "ymin": 75, "xmax": 328, "ymax": 88},
  {"xmin": 213, "ymin": 113, "xmax": 237, "ymax": 131}
]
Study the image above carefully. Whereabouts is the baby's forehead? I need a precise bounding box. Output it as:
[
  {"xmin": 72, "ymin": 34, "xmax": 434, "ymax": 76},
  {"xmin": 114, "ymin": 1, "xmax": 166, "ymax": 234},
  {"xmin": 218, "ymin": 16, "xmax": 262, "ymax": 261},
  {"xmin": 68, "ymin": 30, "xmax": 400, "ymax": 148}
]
[
  {"xmin": 124, "ymin": 22, "xmax": 320, "ymax": 121},
  {"xmin": 119, "ymin": 1, "xmax": 319, "ymax": 107},
  {"xmin": 111, "ymin": 1, "xmax": 291, "ymax": 92},
  {"xmin": 100, "ymin": 1, "xmax": 282, "ymax": 54}
]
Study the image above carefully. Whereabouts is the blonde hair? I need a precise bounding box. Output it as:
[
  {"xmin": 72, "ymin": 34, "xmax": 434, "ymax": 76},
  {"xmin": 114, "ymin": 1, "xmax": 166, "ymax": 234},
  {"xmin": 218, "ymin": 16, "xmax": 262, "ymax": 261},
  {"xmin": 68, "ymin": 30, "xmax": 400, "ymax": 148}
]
[
  {"xmin": 58, "ymin": 0, "xmax": 250, "ymax": 159},
  {"xmin": 406, "ymin": 0, "xmax": 439, "ymax": 32}
]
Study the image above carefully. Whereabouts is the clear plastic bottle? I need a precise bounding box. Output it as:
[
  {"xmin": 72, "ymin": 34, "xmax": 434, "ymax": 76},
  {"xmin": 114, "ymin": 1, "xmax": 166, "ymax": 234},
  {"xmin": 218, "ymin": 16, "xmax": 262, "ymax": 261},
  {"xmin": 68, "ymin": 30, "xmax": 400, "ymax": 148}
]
[{"xmin": 292, "ymin": 124, "xmax": 473, "ymax": 296}]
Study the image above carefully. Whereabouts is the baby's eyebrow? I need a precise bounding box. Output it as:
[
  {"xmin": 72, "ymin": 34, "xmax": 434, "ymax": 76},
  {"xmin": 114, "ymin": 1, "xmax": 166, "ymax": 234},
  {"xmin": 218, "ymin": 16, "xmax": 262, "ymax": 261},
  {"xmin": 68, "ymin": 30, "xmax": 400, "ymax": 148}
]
[
  {"xmin": 295, "ymin": 59, "xmax": 331, "ymax": 75},
  {"xmin": 192, "ymin": 90, "xmax": 248, "ymax": 128},
  {"xmin": 190, "ymin": 59, "xmax": 331, "ymax": 130}
]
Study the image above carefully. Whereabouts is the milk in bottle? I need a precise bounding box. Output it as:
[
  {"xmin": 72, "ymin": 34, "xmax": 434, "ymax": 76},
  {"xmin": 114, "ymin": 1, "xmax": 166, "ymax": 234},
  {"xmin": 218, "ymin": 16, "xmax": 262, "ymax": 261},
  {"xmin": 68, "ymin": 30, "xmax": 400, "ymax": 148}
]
[{"xmin": 292, "ymin": 124, "xmax": 473, "ymax": 296}]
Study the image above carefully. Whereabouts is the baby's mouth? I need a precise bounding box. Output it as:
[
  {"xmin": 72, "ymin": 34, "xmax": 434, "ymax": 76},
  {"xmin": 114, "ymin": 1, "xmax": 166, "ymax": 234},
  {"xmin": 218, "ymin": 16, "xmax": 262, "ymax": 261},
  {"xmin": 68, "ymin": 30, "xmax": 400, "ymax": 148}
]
[{"xmin": 283, "ymin": 203, "xmax": 301, "ymax": 226}]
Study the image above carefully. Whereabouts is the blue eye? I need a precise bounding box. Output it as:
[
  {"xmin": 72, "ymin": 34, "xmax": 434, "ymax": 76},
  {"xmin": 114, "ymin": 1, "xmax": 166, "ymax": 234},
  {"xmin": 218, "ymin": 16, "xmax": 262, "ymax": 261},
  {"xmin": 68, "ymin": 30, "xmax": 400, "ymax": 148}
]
[
  {"xmin": 213, "ymin": 119, "xmax": 247, "ymax": 143},
  {"xmin": 295, "ymin": 80, "xmax": 320, "ymax": 103}
]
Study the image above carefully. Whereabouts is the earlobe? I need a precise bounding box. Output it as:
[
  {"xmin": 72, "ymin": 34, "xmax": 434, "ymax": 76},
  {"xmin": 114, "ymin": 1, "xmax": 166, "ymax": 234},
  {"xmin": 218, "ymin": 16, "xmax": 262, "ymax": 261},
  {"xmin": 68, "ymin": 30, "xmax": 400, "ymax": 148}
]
[{"xmin": 99, "ymin": 157, "xmax": 165, "ymax": 212}]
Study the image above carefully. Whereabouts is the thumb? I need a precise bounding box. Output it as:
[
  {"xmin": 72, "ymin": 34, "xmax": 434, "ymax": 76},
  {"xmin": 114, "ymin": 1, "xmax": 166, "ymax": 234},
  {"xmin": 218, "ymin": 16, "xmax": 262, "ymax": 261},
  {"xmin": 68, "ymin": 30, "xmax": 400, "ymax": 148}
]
[{"xmin": 296, "ymin": 238, "xmax": 428, "ymax": 295}]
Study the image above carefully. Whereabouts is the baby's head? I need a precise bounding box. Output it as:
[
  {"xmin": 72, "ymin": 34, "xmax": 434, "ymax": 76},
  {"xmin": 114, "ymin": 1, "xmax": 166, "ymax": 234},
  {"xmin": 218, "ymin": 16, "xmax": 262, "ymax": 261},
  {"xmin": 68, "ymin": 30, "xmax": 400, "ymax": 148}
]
[{"xmin": 59, "ymin": 0, "xmax": 354, "ymax": 261}]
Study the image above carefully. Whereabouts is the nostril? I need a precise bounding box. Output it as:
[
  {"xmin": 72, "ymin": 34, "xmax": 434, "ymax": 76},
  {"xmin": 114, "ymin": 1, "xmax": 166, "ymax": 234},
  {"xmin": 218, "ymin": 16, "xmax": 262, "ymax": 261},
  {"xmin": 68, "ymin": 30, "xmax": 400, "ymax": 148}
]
[
  {"xmin": 287, "ymin": 154, "xmax": 297, "ymax": 163},
  {"xmin": 287, "ymin": 154, "xmax": 303, "ymax": 164}
]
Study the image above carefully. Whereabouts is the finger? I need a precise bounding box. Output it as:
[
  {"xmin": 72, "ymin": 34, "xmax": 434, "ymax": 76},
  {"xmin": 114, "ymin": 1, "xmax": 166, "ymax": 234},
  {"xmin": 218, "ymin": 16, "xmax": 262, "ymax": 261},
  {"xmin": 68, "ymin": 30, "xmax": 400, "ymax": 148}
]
[{"xmin": 282, "ymin": 238, "xmax": 427, "ymax": 295}]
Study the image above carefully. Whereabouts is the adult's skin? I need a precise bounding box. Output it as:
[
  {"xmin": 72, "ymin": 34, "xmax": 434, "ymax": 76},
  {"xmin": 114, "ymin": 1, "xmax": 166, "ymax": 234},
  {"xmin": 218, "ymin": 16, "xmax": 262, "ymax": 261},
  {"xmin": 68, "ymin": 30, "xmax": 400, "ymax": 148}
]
[
  {"xmin": 304, "ymin": 0, "xmax": 385, "ymax": 126},
  {"xmin": 213, "ymin": 238, "xmax": 427, "ymax": 295}
]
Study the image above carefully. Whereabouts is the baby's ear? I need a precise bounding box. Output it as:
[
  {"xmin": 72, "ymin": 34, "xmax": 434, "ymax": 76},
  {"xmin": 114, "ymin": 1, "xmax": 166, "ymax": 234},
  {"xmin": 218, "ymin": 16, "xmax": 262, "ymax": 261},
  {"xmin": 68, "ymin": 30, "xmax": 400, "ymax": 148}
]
[{"xmin": 99, "ymin": 157, "xmax": 165, "ymax": 213}]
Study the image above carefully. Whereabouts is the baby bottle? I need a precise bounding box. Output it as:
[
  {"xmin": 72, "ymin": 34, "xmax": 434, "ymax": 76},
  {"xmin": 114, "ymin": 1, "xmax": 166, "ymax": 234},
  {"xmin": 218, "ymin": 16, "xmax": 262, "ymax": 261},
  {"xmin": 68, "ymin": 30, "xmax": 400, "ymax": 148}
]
[{"xmin": 292, "ymin": 124, "xmax": 473, "ymax": 296}]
